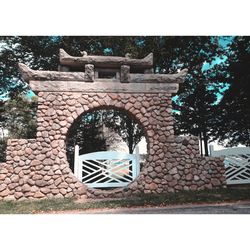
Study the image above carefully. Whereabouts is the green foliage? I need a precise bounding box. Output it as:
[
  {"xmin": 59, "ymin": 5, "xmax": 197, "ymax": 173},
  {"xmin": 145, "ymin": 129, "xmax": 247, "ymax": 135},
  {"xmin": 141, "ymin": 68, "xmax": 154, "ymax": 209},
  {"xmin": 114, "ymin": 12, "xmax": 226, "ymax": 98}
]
[
  {"xmin": 173, "ymin": 83, "xmax": 217, "ymax": 155},
  {"xmin": 212, "ymin": 37, "xmax": 250, "ymax": 146},
  {"xmin": 0, "ymin": 138, "xmax": 7, "ymax": 162},
  {"xmin": 0, "ymin": 95, "xmax": 37, "ymax": 162},
  {"xmin": 0, "ymin": 100, "xmax": 7, "ymax": 161},
  {"xmin": 66, "ymin": 110, "xmax": 107, "ymax": 169},
  {"xmin": 2, "ymin": 96, "xmax": 37, "ymax": 139},
  {"xmin": 0, "ymin": 36, "xmax": 60, "ymax": 97},
  {"xmin": 172, "ymin": 37, "xmax": 226, "ymax": 155}
]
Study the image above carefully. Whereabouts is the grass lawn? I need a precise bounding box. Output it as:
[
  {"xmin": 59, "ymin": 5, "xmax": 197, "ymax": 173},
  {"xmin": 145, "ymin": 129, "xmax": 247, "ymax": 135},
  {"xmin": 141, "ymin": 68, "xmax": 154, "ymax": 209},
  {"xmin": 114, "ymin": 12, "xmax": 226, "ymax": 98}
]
[{"xmin": 0, "ymin": 187, "xmax": 249, "ymax": 214}]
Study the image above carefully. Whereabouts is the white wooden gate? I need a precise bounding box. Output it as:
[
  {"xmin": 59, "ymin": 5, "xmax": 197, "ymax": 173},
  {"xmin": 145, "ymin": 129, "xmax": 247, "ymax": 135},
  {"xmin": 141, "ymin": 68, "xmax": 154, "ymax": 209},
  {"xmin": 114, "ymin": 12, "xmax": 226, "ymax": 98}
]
[
  {"xmin": 74, "ymin": 145, "xmax": 140, "ymax": 188},
  {"xmin": 210, "ymin": 146, "xmax": 250, "ymax": 185}
]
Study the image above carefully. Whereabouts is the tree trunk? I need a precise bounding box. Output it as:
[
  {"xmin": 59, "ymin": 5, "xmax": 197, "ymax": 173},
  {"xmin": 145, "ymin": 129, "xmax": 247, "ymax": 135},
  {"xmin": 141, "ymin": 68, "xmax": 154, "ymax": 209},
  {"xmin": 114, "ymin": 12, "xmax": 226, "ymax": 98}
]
[
  {"xmin": 203, "ymin": 130, "xmax": 209, "ymax": 156},
  {"xmin": 199, "ymin": 132, "xmax": 203, "ymax": 156},
  {"xmin": 128, "ymin": 144, "xmax": 133, "ymax": 154},
  {"xmin": 126, "ymin": 119, "xmax": 134, "ymax": 154}
]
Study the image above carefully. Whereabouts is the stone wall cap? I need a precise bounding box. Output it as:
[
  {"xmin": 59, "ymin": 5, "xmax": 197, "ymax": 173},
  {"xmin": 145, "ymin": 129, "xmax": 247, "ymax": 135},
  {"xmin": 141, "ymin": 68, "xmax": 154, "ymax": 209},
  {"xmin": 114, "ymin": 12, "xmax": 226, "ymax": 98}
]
[
  {"xmin": 19, "ymin": 62, "xmax": 188, "ymax": 85},
  {"xmin": 18, "ymin": 63, "xmax": 86, "ymax": 82}
]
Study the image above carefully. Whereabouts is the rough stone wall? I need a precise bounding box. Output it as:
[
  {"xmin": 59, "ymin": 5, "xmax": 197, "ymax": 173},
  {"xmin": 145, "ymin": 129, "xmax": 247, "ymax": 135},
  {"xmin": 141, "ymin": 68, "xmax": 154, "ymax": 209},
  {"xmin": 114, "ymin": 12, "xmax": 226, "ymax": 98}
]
[
  {"xmin": 0, "ymin": 91, "xmax": 226, "ymax": 200},
  {"xmin": 0, "ymin": 139, "xmax": 85, "ymax": 200}
]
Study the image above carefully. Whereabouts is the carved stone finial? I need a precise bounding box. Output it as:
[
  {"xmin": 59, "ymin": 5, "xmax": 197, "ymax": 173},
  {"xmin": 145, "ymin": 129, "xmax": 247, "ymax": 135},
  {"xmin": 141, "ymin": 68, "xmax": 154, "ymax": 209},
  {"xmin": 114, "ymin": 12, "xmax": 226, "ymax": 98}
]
[
  {"xmin": 177, "ymin": 69, "xmax": 188, "ymax": 83},
  {"xmin": 80, "ymin": 51, "xmax": 88, "ymax": 57},
  {"xmin": 180, "ymin": 68, "xmax": 188, "ymax": 75},
  {"xmin": 18, "ymin": 63, "xmax": 33, "ymax": 82},
  {"xmin": 125, "ymin": 53, "xmax": 132, "ymax": 59}
]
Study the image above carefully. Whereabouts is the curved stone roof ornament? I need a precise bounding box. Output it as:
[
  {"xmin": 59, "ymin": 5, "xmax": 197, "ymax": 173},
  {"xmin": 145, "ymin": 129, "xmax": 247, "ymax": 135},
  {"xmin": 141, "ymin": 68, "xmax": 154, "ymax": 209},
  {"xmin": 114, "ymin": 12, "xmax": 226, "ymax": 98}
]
[
  {"xmin": 80, "ymin": 51, "xmax": 88, "ymax": 56},
  {"xmin": 18, "ymin": 49, "xmax": 188, "ymax": 94},
  {"xmin": 18, "ymin": 63, "xmax": 86, "ymax": 82}
]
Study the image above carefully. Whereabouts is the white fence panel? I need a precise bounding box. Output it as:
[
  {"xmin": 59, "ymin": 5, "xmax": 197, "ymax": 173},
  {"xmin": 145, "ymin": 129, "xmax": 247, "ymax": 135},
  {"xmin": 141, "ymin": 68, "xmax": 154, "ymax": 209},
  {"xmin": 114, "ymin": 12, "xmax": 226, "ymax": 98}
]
[
  {"xmin": 74, "ymin": 147, "xmax": 140, "ymax": 188},
  {"xmin": 210, "ymin": 146, "xmax": 250, "ymax": 185}
]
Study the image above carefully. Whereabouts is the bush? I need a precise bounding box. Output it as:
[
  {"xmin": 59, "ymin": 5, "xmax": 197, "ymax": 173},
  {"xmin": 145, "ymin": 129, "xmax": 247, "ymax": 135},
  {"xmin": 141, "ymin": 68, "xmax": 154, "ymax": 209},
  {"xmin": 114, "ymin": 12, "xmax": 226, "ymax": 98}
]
[{"xmin": 0, "ymin": 139, "xmax": 7, "ymax": 162}]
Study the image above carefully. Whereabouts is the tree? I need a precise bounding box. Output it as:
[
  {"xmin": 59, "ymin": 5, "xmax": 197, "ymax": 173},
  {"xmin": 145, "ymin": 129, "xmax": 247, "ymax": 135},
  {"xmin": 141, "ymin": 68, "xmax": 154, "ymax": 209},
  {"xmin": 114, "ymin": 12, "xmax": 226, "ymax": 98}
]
[
  {"xmin": 173, "ymin": 77, "xmax": 218, "ymax": 156},
  {"xmin": 66, "ymin": 109, "xmax": 107, "ymax": 170},
  {"xmin": 0, "ymin": 36, "xmax": 60, "ymax": 97},
  {"xmin": 172, "ymin": 37, "xmax": 226, "ymax": 156},
  {"xmin": 104, "ymin": 109, "xmax": 144, "ymax": 154},
  {"xmin": 0, "ymin": 95, "xmax": 37, "ymax": 161},
  {"xmin": 2, "ymin": 95, "xmax": 37, "ymax": 139},
  {"xmin": 0, "ymin": 100, "xmax": 7, "ymax": 162},
  {"xmin": 212, "ymin": 36, "xmax": 250, "ymax": 146}
]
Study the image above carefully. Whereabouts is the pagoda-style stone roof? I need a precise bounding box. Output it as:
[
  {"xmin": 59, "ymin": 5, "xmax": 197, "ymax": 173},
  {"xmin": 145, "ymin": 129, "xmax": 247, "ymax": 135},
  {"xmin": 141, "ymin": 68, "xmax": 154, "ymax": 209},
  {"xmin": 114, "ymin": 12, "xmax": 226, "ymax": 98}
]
[
  {"xmin": 18, "ymin": 49, "xmax": 188, "ymax": 94},
  {"xmin": 59, "ymin": 49, "xmax": 154, "ymax": 70}
]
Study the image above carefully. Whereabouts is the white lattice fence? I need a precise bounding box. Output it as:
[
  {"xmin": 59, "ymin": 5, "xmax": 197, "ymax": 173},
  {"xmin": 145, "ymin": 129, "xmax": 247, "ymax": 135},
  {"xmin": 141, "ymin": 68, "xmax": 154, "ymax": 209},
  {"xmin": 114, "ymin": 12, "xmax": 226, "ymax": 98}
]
[
  {"xmin": 210, "ymin": 146, "xmax": 250, "ymax": 185},
  {"xmin": 74, "ymin": 146, "xmax": 140, "ymax": 188}
]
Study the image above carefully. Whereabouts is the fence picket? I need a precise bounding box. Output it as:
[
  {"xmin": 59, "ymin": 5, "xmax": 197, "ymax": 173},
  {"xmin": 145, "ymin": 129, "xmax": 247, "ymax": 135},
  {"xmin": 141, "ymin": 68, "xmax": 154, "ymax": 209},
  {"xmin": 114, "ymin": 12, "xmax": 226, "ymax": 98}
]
[{"xmin": 210, "ymin": 146, "xmax": 250, "ymax": 185}]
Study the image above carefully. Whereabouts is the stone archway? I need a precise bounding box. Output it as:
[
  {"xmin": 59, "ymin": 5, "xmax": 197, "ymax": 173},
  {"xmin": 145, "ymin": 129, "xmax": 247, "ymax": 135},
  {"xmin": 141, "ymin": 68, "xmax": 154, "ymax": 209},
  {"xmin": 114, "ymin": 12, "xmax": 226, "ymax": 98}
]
[
  {"xmin": 65, "ymin": 104, "xmax": 150, "ymax": 170},
  {"xmin": 0, "ymin": 50, "xmax": 226, "ymax": 200},
  {"xmin": 35, "ymin": 91, "xmax": 175, "ymax": 199}
]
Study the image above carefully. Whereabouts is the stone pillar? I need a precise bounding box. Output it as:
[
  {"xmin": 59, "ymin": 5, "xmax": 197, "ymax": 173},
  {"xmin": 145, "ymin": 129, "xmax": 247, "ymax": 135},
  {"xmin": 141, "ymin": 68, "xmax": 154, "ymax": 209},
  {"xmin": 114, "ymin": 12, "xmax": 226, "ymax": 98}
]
[
  {"xmin": 84, "ymin": 64, "xmax": 94, "ymax": 82},
  {"xmin": 120, "ymin": 65, "xmax": 130, "ymax": 83}
]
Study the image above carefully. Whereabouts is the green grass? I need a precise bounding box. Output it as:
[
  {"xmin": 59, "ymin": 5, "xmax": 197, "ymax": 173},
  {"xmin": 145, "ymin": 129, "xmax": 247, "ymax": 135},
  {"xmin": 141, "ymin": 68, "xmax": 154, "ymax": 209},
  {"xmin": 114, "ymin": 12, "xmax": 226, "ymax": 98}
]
[{"xmin": 0, "ymin": 187, "xmax": 250, "ymax": 214}]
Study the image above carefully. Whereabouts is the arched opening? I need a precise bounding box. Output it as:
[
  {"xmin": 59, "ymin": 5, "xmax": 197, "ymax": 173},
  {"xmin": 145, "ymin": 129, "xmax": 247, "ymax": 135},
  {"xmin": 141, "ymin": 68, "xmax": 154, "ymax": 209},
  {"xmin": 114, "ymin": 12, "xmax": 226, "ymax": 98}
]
[{"xmin": 66, "ymin": 106, "xmax": 148, "ymax": 189}]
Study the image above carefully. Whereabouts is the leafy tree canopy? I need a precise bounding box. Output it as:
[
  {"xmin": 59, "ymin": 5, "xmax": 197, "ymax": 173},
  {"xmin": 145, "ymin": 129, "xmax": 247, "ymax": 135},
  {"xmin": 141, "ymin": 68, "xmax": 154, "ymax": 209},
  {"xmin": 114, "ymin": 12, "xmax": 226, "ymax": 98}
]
[
  {"xmin": 0, "ymin": 95, "xmax": 37, "ymax": 161},
  {"xmin": 211, "ymin": 36, "xmax": 250, "ymax": 146}
]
